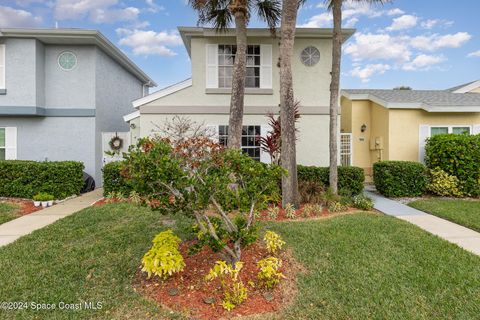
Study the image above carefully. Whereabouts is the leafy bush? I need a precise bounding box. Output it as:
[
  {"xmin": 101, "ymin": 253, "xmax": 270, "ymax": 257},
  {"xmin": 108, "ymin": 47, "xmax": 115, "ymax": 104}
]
[
  {"xmin": 427, "ymin": 167, "xmax": 463, "ymax": 197},
  {"xmin": 297, "ymin": 165, "xmax": 365, "ymax": 195},
  {"xmin": 425, "ymin": 134, "xmax": 480, "ymax": 196},
  {"xmin": 266, "ymin": 205, "xmax": 279, "ymax": 220},
  {"xmin": 102, "ymin": 161, "xmax": 132, "ymax": 196},
  {"xmin": 0, "ymin": 160, "xmax": 83, "ymax": 199},
  {"xmin": 302, "ymin": 203, "xmax": 323, "ymax": 217},
  {"xmin": 33, "ymin": 192, "xmax": 54, "ymax": 201},
  {"xmin": 353, "ymin": 194, "xmax": 374, "ymax": 210},
  {"xmin": 284, "ymin": 203, "xmax": 296, "ymax": 219},
  {"xmin": 205, "ymin": 261, "xmax": 247, "ymax": 311},
  {"xmin": 141, "ymin": 230, "xmax": 185, "ymax": 279},
  {"xmin": 257, "ymin": 257, "xmax": 284, "ymax": 289},
  {"xmin": 373, "ymin": 161, "xmax": 427, "ymax": 197},
  {"xmin": 263, "ymin": 231, "xmax": 285, "ymax": 255},
  {"xmin": 327, "ymin": 201, "xmax": 347, "ymax": 213}
]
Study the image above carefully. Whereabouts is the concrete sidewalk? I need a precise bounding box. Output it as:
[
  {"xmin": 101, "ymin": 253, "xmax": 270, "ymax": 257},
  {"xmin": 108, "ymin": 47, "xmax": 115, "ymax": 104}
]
[
  {"xmin": 366, "ymin": 190, "xmax": 480, "ymax": 256},
  {"xmin": 0, "ymin": 189, "xmax": 103, "ymax": 247}
]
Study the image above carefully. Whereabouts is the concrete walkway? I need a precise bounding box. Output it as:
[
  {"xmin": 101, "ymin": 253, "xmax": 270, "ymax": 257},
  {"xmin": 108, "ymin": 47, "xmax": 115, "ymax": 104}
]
[
  {"xmin": 366, "ymin": 190, "xmax": 480, "ymax": 256},
  {"xmin": 0, "ymin": 189, "xmax": 103, "ymax": 247}
]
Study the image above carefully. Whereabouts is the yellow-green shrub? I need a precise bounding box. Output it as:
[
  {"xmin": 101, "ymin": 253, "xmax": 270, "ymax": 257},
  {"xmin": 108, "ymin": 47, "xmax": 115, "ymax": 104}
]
[
  {"xmin": 257, "ymin": 256, "xmax": 284, "ymax": 289},
  {"xmin": 141, "ymin": 230, "xmax": 185, "ymax": 279},
  {"xmin": 427, "ymin": 167, "xmax": 463, "ymax": 197},
  {"xmin": 284, "ymin": 203, "xmax": 296, "ymax": 219},
  {"xmin": 263, "ymin": 231, "xmax": 285, "ymax": 255},
  {"xmin": 205, "ymin": 261, "xmax": 247, "ymax": 311}
]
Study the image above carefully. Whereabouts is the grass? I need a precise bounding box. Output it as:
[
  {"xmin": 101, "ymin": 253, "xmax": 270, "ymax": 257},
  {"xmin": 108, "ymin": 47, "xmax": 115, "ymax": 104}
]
[
  {"xmin": 0, "ymin": 202, "xmax": 19, "ymax": 225},
  {"xmin": 1, "ymin": 204, "xmax": 480, "ymax": 319},
  {"xmin": 409, "ymin": 199, "xmax": 480, "ymax": 232}
]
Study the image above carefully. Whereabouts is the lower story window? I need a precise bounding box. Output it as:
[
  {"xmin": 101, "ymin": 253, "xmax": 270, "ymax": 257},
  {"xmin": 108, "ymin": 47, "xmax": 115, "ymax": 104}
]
[
  {"xmin": 218, "ymin": 125, "xmax": 261, "ymax": 161},
  {"xmin": 430, "ymin": 126, "xmax": 471, "ymax": 137},
  {"xmin": 0, "ymin": 128, "xmax": 5, "ymax": 160}
]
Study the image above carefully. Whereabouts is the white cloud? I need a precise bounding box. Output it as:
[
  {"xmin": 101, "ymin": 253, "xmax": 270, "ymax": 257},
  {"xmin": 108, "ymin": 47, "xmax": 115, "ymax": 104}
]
[
  {"xmin": 0, "ymin": 5, "xmax": 43, "ymax": 28},
  {"xmin": 90, "ymin": 7, "xmax": 139, "ymax": 23},
  {"xmin": 299, "ymin": 1, "xmax": 404, "ymax": 28},
  {"xmin": 350, "ymin": 63, "xmax": 391, "ymax": 82},
  {"xmin": 467, "ymin": 50, "xmax": 480, "ymax": 58},
  {"xmin": 410, "ymin": 32, "xmax": 471, "ymax": 51},
  {"xmin": 344, "ymin": 32, "xmax": 412, "ymax": 63},
  {"xmin": 421, "ymin": 19, "xmax": 439, "ymax": 29},
  {"xmin": 54, "ymin": 0, "xmax": 139, "ymax": 23},
  {"xmin": 402, "ymin": 54, "xmax": 445, "ymax": 71},
  {"xmin": 387, "ymin": 8, "xmax": 404, "ymax": 16},
  {"xmin": 117, "ymin": 29, "xmax": 183, "ymax": 56},
  {"xmin": 386, "ymin": 14, "xmax": 418, "ymax": 31},
  {"xmin": 145, "ymin": 0, "xmax": 165, "ymax": 13}
]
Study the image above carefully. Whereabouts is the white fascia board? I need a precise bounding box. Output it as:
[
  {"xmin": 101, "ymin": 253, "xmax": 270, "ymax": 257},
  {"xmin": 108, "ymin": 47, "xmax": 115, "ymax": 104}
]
[
  {"xmin": 425, "ymin": 105, "xmax": 480, "ymax": 112},
  {"xmin": 451, "ymin": 80, "xmax": 480, "ymax": 93},
  {"xmin": 132, "ymin": 78, "xmax": 193, "ymax": 109},
  {"xmin": 123, "ymin": 110, "xmax": 140, "ymax": 122}
]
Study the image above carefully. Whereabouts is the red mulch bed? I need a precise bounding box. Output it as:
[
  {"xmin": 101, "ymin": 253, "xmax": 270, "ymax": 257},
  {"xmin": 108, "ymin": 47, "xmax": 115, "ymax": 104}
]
[
  {"xmin": 93, "ymin": 198, "xmax": 108, "ymax": 206},
  {"xmin": 134, "ymin": 241, "xmax": 299, "ymax": 320},
  {"xmin": 0, "ymin": 198, "xmax": 42, "ymax": 217}
]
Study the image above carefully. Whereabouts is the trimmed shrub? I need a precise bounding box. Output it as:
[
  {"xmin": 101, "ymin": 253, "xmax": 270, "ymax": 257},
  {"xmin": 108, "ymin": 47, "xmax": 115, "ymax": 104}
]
[
  {"xmin": 373, "ymin": 161, "xmax": 427, "ymax": 197},
  {"xmin": 297, "ymin": 165, "xmax": 365, "ymax": 195},
  {"xmin": 0, "ymin": 160, "xmax": 84, "ymax": 199},
  {"xmin": 427, "ymin": 167, "xmax": 463, "ymax": 197},
  {"xmin": 102, "ymin": 161, "xmax": 132, "ymax": 196},
  {"xmin": 425, "ymin": 134, "xmax": 480, "ymax": 196}
]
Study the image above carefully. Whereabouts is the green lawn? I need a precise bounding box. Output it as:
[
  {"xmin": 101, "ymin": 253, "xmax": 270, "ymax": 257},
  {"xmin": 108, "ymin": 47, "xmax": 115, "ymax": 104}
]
[
  {"xmin": 409, "ymin": 199, "xmax": 480, "ymax": 233},
  {"xmin": 1, "ymin": 204, "xmax": 480, "ymax": 319},
  {"xmin": 0, "ymin": 202, "xmax": 19, "ymax": 225}
]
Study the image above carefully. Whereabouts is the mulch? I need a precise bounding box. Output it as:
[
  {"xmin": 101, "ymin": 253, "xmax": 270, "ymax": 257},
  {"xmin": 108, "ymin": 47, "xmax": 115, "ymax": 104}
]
[
  {"xmin": 134, "ymin": 241, "xmax": 300, "ymax": 320},
  {"xmin": 0, "ymin": 198, "xmax": 43, "ymax": 217},
  {"xmin": 257, "ymin": 203, "xmax": 359, "ymax": 222}
]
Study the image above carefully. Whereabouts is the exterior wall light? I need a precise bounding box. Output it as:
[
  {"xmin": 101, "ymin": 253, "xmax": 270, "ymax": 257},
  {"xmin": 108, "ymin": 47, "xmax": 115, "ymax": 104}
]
[{"xmin": 361, "ymin": 124, "xmax": 367, "ymax": 132}]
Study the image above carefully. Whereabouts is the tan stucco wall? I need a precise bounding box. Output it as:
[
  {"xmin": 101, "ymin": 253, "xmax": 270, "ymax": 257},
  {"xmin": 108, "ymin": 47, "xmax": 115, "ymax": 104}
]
[
  {"xmin": 142, "ymin": 36, "xmax": 332, "ymax": 109},
  {"xmin": 471, "ymin": 87, "xmax": 480, "ymax": 93},
  {"xmin": 341, "ymin": 97, "xmax": 480, "ymax": 178},
  {"xmin": 388, "ymin": 109, "xmax": 480, "ymax": 161},
  {"xmin": 139, "ymin": 113, "xmax": 334, "ymax": 166}
]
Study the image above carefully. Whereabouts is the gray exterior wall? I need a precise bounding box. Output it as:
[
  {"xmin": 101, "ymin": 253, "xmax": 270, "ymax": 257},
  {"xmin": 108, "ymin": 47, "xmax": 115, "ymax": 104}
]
[
  {"xmin": 0, "ymin": 37, "xmax": 148, "ymax": 188},
  {"xmin": 44, "ymin": 45, "xmax": 96, "ymax": 109},
  {"xmin": 0, "ymin": 38, "xmax": 37, "ymax": 106},
  {"xmin": 94, "ymin": 47, "xmax": 143, "ymax": 184},
  {"xmin": 0, "ymin": 117, "xmax": 96, "ymax": 175}
]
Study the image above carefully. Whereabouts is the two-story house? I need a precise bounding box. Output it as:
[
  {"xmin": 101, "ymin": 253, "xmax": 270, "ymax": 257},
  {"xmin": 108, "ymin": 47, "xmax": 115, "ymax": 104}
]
[
  {"xmin": 124, "ymin": 27, "xmax": 354, "ymax": 165},
  {"xmin": 0, "ymin": 28, "xmax": 156, "ymax": 185}
]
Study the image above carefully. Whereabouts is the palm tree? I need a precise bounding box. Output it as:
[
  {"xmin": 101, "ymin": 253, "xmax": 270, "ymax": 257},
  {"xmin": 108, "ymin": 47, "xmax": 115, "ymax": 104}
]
[
  {"xmin": 278, "ymin": 0, "xmax": 304, "ymax": 207},
  {"xmin": 189, "ymin": 0, "xmax": 281, "ymax": 149},
  {"xmin": 325, "ymin": 0, "xmax": 388, "ymax": 193}
]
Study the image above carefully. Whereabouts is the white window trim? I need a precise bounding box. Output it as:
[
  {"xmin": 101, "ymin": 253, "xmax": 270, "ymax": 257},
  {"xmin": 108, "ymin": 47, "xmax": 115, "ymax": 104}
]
[
  {"xmin": 215, "ymin": 124, "xmax": 267, "ymax": 162},
  {"xmin": 217, "ymin": 44, "xmax": 262, "ymax": 89},
  {"xmin": 428, "ymin": 125, "xmax": 473, "ymax": 137},
  {"xmin": 0, "ymin": 44, "xmax": 5, "ymax": 90},
  {"xmin": 0, "ymin": 127, "xmax": 17, "ymax": 160}
]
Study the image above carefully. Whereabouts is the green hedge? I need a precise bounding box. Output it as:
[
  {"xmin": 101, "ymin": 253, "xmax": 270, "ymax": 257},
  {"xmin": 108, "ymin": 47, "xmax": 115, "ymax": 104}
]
[
  {"xmin": 102, "ymin": 161, "xmax": 132, "ymax": 196},
  {"xmin": 297, "ymin": 165, "xmax": 365, "ymax": 195},
  {"xmin": 0, "ymin": 160, "xmax": 84, "ymax": 199},
  {"xmin": 373, "ymin": 161, "xmax": 427, "ymax": 197},
  {"xmin": 425, "ymin": 134, "xmax": 480, "ymax": 196}
]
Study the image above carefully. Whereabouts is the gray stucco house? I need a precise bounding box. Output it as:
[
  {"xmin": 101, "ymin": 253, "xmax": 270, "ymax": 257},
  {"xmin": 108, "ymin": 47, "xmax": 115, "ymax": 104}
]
[{"xmin": 0, "ymin": 28, "xmax": 156, "ymax": 185}]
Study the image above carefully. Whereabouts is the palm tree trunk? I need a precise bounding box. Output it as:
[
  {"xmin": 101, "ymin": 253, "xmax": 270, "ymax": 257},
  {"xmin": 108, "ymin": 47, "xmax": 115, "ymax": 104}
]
[
  {"xmin": 227, "ymin": 1, "xmax": 248, "ymax": 149},
  {"xmin": 279, "ymin": 0, "xmax": 300, "ymax": 208},
  {"xmin": 329, "ymin": 0, "xmax": 342, "ymax": 194}
]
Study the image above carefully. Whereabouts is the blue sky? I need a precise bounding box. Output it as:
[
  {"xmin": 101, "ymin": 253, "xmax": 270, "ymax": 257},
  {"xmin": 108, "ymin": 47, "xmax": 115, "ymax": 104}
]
[{"xmin": 1, "ymin": 0, "xmax": 479, "ymax": 90}]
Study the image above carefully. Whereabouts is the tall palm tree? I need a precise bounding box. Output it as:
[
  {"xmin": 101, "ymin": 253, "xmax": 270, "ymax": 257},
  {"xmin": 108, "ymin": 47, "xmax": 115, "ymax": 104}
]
[
  {"xmin": 325, "ymin": 0, "xmax": 388, "ymax": 193},
  {"xmin": 189, "ymin": 0, "xmax": 281, "ymax": 149},
  {"xmin": 279, "ymin": 0, "xmax": 304, "ymax": 207}
]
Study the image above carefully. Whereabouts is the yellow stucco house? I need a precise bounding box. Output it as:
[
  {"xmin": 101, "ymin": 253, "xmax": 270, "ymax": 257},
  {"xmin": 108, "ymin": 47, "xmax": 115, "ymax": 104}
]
[
  {"xmin": 124, "ymin": 27, "xmax": 354, "ymax": 165},
  {"xmin": 341, "ymin": 80, "xmax": 480, "ymax": 179}
]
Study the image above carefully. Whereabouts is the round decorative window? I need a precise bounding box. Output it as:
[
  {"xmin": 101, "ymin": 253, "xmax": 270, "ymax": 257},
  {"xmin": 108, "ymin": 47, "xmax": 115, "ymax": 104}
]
[
  {"xmin": 300, "ymin": 46, "xmax": 320, "ymax": 66},
  {"xmin": 58, "ymin": 51, "xmax": 77, "ymax": 71}
]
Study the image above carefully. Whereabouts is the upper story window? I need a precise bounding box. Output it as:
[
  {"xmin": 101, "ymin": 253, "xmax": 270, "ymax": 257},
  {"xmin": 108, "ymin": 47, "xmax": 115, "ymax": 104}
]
[
  {"xmin": 218, "ymin": 45, "xmax": 260, "ymax": 88},
  {"xmin": 58, "ymin": 51, "xmax": 77, "ymax": 71},
  {"xmin": 206, "ymin": 43, "xmax": 272, "ymax": 90}
]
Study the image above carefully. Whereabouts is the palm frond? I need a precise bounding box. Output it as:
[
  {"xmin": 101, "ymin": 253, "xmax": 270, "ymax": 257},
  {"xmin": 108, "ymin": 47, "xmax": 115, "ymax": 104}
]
[
  {"xmin": 254, "ymin": 0, "xmax": 282, "ymax": 34},
  {"xmin": 189, "ymin": 0, "xmax": 234, "ymax": 31}
]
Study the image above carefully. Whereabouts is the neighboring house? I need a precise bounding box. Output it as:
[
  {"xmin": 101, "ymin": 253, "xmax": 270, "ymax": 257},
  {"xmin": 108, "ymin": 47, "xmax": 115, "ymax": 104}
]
[
  {"xmin": 124, "ymin": 27, "xmax": 354, "ymax": 165},
  {"xmin": 341, "ymin": 80, "xmax": 480, "ymax": 179},
  {"xmin": 0, "ymin": 28, "xmax": 156, "ymax": 185}
]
